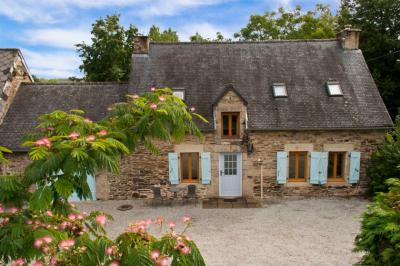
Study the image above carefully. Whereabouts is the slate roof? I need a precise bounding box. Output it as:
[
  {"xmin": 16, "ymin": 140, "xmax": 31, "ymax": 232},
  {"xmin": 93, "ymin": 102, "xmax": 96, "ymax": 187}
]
[
  {"xmin": 0, "ymin": 49, "xmax": 19, "ymax": 91},
  {"xmin": 129, "ymin": 40, "xmax": 393, "ymax": 131},
  {"xmin": 0, "ymin": 83, "xmax": 128, "ymax": 151}
]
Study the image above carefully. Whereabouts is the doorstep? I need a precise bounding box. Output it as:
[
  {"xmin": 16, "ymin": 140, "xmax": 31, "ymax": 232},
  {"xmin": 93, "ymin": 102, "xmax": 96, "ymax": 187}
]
[{"xmin": 202, "ymin": 197, "xmax": 262, "ymax": 209}]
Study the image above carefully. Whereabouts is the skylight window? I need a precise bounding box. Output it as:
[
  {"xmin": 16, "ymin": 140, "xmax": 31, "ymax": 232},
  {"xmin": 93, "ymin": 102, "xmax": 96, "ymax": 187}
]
[
  {"xmin": 272, "ymin": 83, "xmax": 287, "ymax": 97},
  {"xmin": 326, "ymin": 82, "xmax": 343, "ymax": 96},
  {"xmin": 172, "ymin": 89, "xmax": 185, "ymax": 100}
]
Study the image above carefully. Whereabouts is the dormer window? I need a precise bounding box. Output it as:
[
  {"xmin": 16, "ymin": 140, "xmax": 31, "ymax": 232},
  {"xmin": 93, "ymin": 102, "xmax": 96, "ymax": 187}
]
[
  {"xmin": 273, "ymin": 83, "xmax": 287, "ymax": 97},
  {"xmin": 222, "ymin": 112, "xmax": 240, "ymax": 138},
  {"xmin": 326, "ymin": 81, "xmax": 343, "ymax": 96},
  {"xmin": 172, "ymin": 89, "xmax": 185, "ymax": 100}
]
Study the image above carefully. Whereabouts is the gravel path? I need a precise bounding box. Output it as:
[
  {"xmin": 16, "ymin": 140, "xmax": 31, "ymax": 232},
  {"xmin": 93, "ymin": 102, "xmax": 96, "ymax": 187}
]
[{"xmin": 76, "ymin": 198, "xmax": 367, "ymax": 266}]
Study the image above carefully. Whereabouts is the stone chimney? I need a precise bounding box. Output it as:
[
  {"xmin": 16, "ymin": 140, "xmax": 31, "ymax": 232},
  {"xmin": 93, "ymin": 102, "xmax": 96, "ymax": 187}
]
[
  {"xmin": 336, "ymin": 25, "xmax": 361, "ymax": 50},
  {"xmin": 133, "ymin": 36, "xmax": 150, "ymax": 54}
]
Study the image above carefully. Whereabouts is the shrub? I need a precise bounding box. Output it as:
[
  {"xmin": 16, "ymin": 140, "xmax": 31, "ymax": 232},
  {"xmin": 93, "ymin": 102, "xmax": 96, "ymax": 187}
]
[
  {"xmin": 367, "ymin": 116, "xmax": 400, "ymax": 194},
  {"xmin": 354, "ymin": 178, "xmax": 400, "ymax": 265}
]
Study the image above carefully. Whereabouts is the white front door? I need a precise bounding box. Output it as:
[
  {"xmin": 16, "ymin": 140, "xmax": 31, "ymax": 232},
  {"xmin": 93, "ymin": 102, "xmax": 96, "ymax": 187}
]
[{"xmin": 219, "ymin": 153, "xmax": 242, "ymax": 197}]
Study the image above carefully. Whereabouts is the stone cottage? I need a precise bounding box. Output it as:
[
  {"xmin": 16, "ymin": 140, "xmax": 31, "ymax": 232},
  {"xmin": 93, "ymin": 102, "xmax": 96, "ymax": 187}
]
[{"xmin": 0, "ymin": 27, "xmax": 393, "ymax": 200}]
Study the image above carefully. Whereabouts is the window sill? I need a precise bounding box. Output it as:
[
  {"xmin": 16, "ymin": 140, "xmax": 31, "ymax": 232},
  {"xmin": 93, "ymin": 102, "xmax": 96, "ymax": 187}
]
[{"xmin": 285, "ymin": 182, "xmax": 310, "ymax": 187}]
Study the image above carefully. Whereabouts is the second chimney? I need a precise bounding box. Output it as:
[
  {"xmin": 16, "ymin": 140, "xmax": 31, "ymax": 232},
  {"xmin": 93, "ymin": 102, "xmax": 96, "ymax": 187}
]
[
  {"xmin": 336, "ymin": 25, "xmax": 361, "ymax": 50},
  {"xmin": 133, "ymin": 36, "xmax": 150, "ymax": 54}
]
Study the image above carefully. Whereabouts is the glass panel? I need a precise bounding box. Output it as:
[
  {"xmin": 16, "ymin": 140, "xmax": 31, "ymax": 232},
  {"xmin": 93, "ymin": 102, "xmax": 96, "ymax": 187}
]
[
  {"xmin": 182, "ymin": 153, "xmax": 189, "ymax": 180},
  {"xmin": 298, "ymin": 153, "xmax": 305, "ymax": 179},
  {"xmin": 173, "ymin": 91, "xmax": 185, "ymax": 100},
  {"xmin": 274, "ymin": 85, "xmax": 287, "ymax": 97},
  {"xmin": 328, "ymin": 84, "xmax": 342, "ymax": 95},
  {"xmin": 328, "ymin": 153, "xmax": 334, "ymax": 178},
  {"xmin": 223, "ymin": 115, "xmax": 229, "ymax": 136},
  {"xmin": 191, "ymin": 153, "xmax": 198, "ymax": 179},
  {"xmin": 289, "ymin": 152, "xmax": 296, "ymax": 179},
  {"xmin": 231, "ymin": 115, "xmax": 238, "ymax": 136},
  {"xmin": 336, "ymin": 153, "xmax": 344, "ymax": 178}
]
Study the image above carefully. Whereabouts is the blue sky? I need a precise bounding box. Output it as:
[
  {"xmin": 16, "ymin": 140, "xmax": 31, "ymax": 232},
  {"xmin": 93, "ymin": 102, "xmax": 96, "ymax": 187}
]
[{"xmin": 0, "ymin": 0, "xmax": 339, "ymax": 78}]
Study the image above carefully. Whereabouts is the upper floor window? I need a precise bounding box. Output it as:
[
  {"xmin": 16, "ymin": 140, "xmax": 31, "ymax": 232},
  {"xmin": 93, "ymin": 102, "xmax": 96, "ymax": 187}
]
[
  {"xmin": 272, "ymin": 83, "xmax": 287, "ymax": 97},
  {"xmin": 222, "ymin": 112, "xmax": 240, "ymax": 138},
  {"xmin": 289, "ymin": 151, "xmax": 308, "ymax": 182},
  {"xmin": 328, "ymin": 152, "xmax": 345, "ymax": 181},
  {"xmin": 326, "ymin": 81, "xmax": 343, "ymax": 96},
  {"xmin": 173, "ymin": 89, "xmax": 185, "ymax": 100},
  {"xmin": 180, "ymin": 152, "xmax": 199, "ymax": 183}
]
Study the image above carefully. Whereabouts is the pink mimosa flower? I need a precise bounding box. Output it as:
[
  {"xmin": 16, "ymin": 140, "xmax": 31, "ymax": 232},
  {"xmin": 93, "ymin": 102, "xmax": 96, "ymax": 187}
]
[
  {"xmin": 180, "ymin": 245, "xmax": 191, "ymax": 255},
  {"xmin": 34, "ymin": 238, "xmax": 43, "ymax": 248},
  {"xmin": 11, "ymin": 258, "xmax": 25, "ymax": 266},
  {"xmin": 27, "ymin": 220, "xmax": 33, "ymax": 225},
  {"xmin": 84, "ymin": 118, "xmax": 92, "ymax": 123},
  {"xmin": 185, "ymin": 235, "xmax": 192, "ymax": 241},
  {"xmin": 168, "ymin": 221, "xmax": 175, "ymax": 229},
  {"xmin": 76, "ymin": 214, "xmax": 83, "ymax": 220},
  {"xmin": 109, "ymin": 261, "xmax": 120, "ymax": 266},
  {"xmin": 8, "ymin": 207, "xmax": 18, "ymax": 214},
  {"xmin": 150, "ymin": 103, "xmax": 157, "ymax": 110},
  {"xmin": 98, "ymin": 129, "xmax": 108, "ymax": 136},
  {"xmin": 155, "ymin": 216, "xmax": 164, "ymax": 225},
  {"xmin": 190, "ymin": 107, "xmax": 196, "ymax": 112},
  {"xmin": 86, "ymin": 135, "xmax": 96, "ymax": 142},
  {"xmin": 158, "ymin": 96, "xmax": 166, "ymax": 102},
  {"xmin": 50, "ymin": 257, "xmax": 57, "ymax": 266},
  {"xmin": 95, "ymin": 214, "xmax": 107, "ymax": 226},
  {"xmin": 145, "ymin": 218, "xmax": 152, "ymax": 225},
  {"xmin": 106, "ymin": 247, "xmax": 113, "ymax": 255},
  {"xmin": 0, "ymin": 205, "xmax": 4, "ymax": 213},
  {"xmin": 35, "ymin": 139, "xmax": 46, "ymax": 146},
  {"xmin": 36, "ymin": 137, "xmax": 51, "ymax": 148},
  {"xmin": 32, "ymin": 261, "xmax": 44, "ymax": 266},
  {"xmin": 42, "ymin": 247, "xmax": 49, "ymax": 254},
  {"xmin": 47, "ymin": 126, "xmax": 54, "ymax": 131},
  {"xmin": 68, "ymin": 213, "xmax": 76, "ymax": 220},
  {"xmin": 182, "ymin": 215, "xmax": 191, "ymax": 224},
  {"xmin": 158, "ymin": 256, "xmax": 172, "ymax": 266},
  {"xmin": 150, "ymin": 249, "xmax": 160, "ymax": 261},
  {"xmin": 46, "ymin": 210, "xmax": 53, "ymax": 217},
  {"xmin": 42, "ymin": 235, "xmax": 53, "ymax": 244},
  {"xmin": 151, "ymin": 87, "xmax": 156, "ymax": 91},
  {"xmin": 59, "ymin": 239, "xmax": 75, "ymax": 250},
  {"xmin": 107, "ymin": 107, "xmax": 113, "ymax": 111},
  {"xmin": 132, "ymin": 94, "xmax": 139, "ymax": 99},
  {"xmin": 69, "ymin": 131, "xmax": 80, "ymax": 140}
]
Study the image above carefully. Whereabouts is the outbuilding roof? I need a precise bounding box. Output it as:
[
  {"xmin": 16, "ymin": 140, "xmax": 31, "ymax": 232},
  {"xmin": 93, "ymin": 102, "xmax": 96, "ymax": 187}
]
[
  {"xmin": 129, "ymin": 40, "xmax": 393, "ymax": 131},
  {"xmin": 0, "ymin": 83, "xmax": 128, "ymax": 151}
]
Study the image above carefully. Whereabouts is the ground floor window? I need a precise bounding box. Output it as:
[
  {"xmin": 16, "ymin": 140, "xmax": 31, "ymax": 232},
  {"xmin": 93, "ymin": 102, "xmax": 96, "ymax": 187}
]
[
  {"xmin": 289, "ymin": 151, "xmax": 308, "ymax": 182},
  {"xmin": 180, "ymin": 152, "xmax": 199, "ymax": 183},
  {"xmin": 328, "ymin": 152, "xmax": 345, "ymax": 181}
]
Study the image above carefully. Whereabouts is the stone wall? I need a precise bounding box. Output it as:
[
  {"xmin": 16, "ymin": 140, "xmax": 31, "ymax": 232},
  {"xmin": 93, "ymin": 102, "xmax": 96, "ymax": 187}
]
[{"xmin": 0, "ymin": 53, "xmax": 32, "ymax": 123}]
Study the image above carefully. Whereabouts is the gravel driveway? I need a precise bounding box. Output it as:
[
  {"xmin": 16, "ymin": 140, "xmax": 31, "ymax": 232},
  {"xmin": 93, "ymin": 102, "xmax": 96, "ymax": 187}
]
[{"xmin": 76, "ymin": 198, "xmax": 367, "ymax": 266}]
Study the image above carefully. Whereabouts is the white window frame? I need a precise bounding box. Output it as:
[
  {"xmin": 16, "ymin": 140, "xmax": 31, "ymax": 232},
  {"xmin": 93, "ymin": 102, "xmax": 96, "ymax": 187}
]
[
  {"xmin": 272, "ymin": 83, "xmax": 288, "ymax": 98},
  {"xmin": 326, "ymin": 81, "xmax": 343, "ymax": 96}
]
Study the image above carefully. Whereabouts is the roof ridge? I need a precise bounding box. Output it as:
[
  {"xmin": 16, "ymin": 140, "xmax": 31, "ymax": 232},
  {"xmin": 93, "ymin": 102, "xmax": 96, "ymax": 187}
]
[
  {"xmin": 0, "ymin": 48, "xmax": 20, "ymax": 51},
  {"xmin": 150, "ymin": 38, "xmax": 339, "ymax": 45},
  {"xmin": 22, "ymin": 82, "xmax": 128, "ymax": 85}
]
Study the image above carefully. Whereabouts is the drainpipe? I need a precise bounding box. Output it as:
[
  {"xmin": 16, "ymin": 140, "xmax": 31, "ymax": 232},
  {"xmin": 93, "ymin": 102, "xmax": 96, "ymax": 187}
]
[{"xmin": 257, "ymin": 158, "xmax": 263, "ymax": 199}]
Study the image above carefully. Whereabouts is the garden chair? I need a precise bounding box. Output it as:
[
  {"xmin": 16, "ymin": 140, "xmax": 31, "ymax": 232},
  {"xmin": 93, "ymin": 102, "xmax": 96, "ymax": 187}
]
[
  {"xmin": 184, "ymin": 185, "xmax": 198, "ymax": 205},
  {"xmin": 152, "ymin": 187, "xmax": 164, "ymax": 206}
]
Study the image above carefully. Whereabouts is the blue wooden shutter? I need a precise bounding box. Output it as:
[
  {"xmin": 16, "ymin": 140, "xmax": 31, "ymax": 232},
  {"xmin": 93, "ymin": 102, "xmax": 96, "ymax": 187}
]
[
  {"xmin": 310, "ymin": 152, "xmax": 321, "ymax": 184},
  {"xmin": 168, "ymin": 153, "xmax": 179, "ymax": 185},
  {"xmin": 349, "ymin": 151, "xmax": 361, "ymax": 184},
  {"xmin": 201, "ymin": 152, "xmax": 211, "ymax": 184},
  {"xmin": 319, "ymin": 152, "xmax": 328, "ymax": 184},
  {"xmin": 276, "ymin": 152, "xmax": 288, "ymax": 184}
]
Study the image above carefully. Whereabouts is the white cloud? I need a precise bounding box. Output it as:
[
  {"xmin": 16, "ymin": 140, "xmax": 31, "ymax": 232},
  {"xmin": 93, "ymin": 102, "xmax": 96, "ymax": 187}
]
[
  {"xmin": 22, "ymin": 49, "xmax": 82, "ymax": 78},
  {"xmin": 178, "ymin": 22, "xmax": 233, "ymax": 41},
  {"xmin": 20, "ymin": 28, "xmax": 91, "ymax": 50},
  {"xmin": 0, "ymin": 0, "xmax": 229, "ymax": 23}
]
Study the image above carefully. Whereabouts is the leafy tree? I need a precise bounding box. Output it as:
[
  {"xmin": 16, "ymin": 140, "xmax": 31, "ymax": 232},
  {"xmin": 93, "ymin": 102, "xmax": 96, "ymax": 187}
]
[
  {"xmin": 354, "ymin": 178, "xmax": 400, "ymax": 265},
  {"xmin": 189, "ymin": 32, "xmax": 231, "ymax": 42},
  {"xmin": 76, "ymin": 14, "xmax": 138, "ymax": 82},
  {"xmin": 0, "ymin": 88, "xmax": 207, "ymax": 264},
  {"xmin": 368, "ymin": 117, "xmax": 400, "ymax": 194},
  {"xmin": 148, "ymin": 25, "xmax": 179, "ymax": 42},
  {"xmin": 234, "ymin": 4, "xmax": 337, "ymax": 40},
  {"xmin": 338, "ymin": 0, "xmax": 400, "ymax": 118}
]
